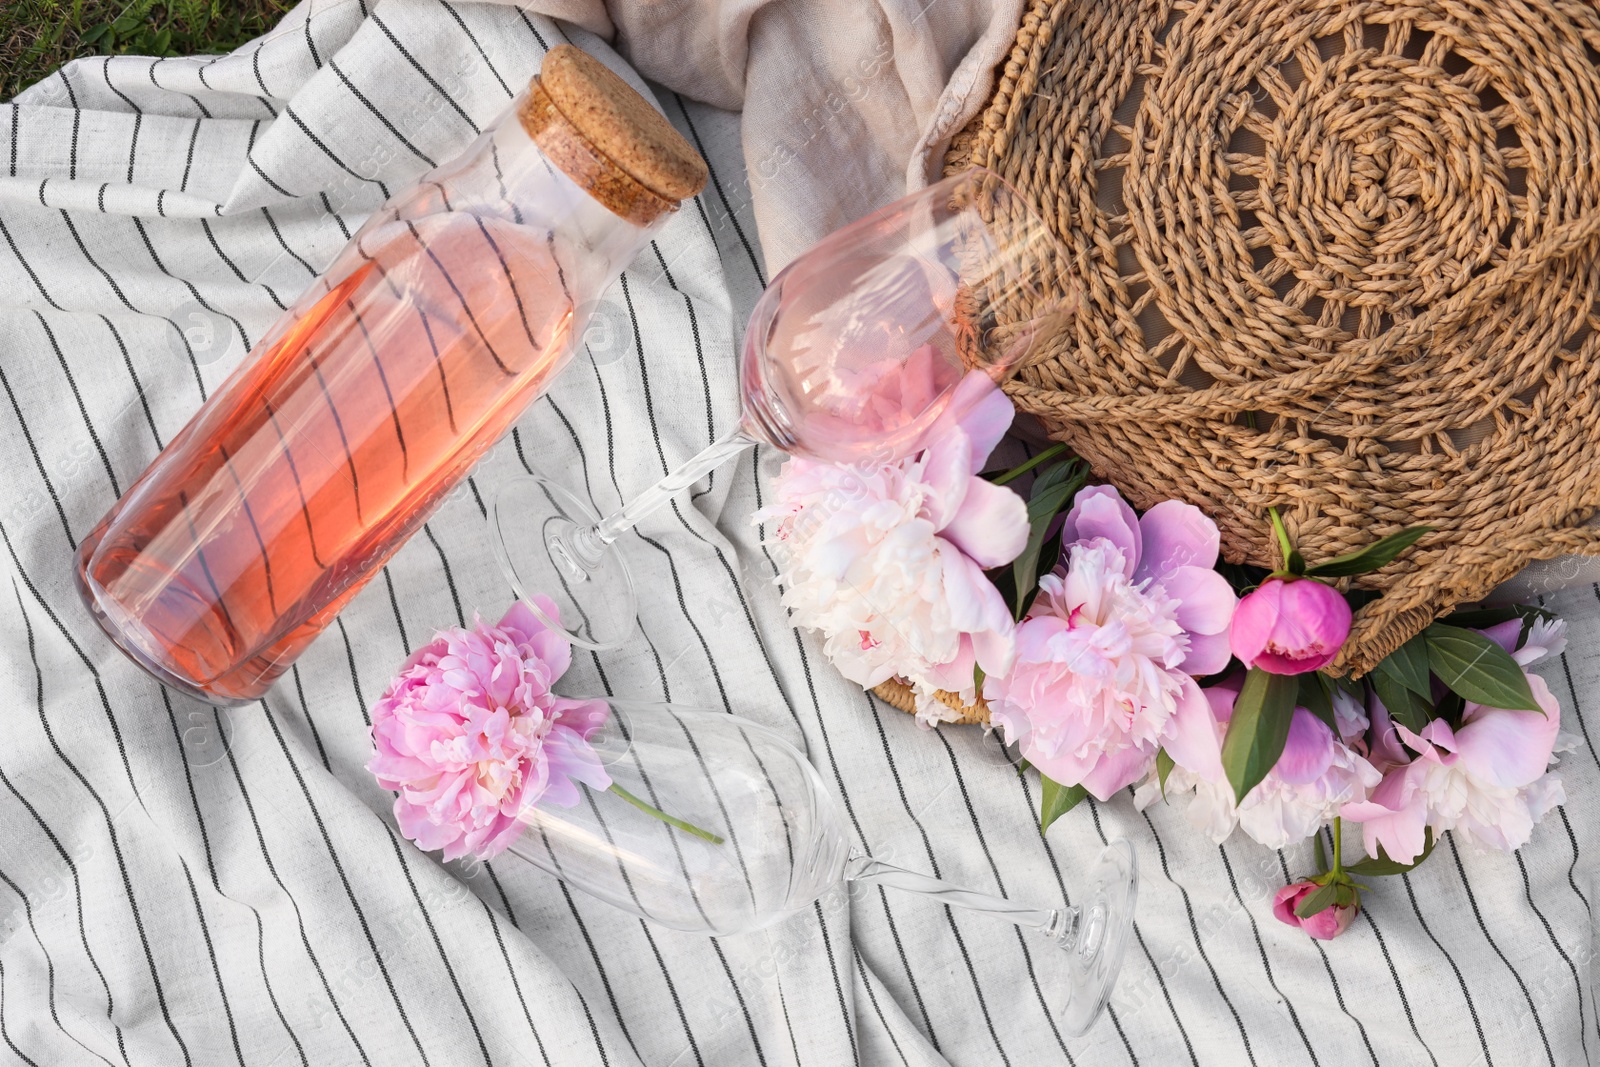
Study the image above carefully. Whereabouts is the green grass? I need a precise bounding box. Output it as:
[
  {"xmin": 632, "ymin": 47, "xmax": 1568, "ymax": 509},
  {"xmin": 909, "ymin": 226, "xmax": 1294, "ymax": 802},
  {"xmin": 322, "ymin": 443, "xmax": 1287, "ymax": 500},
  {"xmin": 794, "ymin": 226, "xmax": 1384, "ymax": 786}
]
[{"xmin": 2, "ymin": 0, "xmax": 293, "ymax": 100}]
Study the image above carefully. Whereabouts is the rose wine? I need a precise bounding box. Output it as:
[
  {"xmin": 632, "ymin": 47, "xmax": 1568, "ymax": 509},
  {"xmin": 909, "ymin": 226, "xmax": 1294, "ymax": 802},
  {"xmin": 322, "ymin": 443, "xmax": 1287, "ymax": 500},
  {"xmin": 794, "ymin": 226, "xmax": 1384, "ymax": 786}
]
[{"xmin": 77, "ymin": 212, "xmax": 576, "ymax": 701}]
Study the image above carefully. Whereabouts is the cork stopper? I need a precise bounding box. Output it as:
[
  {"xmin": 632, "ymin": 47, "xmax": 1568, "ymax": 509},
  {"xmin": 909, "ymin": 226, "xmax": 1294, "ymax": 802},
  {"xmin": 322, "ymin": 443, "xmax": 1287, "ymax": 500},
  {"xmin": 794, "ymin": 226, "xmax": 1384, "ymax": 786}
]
[{"xmin": 519, "ymin": 45, "xmax": 708, "ymax": 225}]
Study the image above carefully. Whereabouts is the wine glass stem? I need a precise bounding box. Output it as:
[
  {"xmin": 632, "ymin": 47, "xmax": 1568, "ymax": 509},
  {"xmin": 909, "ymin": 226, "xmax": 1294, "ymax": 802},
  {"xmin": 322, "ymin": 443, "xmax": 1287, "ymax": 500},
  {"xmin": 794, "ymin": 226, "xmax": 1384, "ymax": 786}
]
[
  {"xmin": 568, "ymin": 427, "xmax": 758, "ymax": 562},
  {"xmin": 842, "ymin": 850, "xmax": 1080, "ymax": 948}
]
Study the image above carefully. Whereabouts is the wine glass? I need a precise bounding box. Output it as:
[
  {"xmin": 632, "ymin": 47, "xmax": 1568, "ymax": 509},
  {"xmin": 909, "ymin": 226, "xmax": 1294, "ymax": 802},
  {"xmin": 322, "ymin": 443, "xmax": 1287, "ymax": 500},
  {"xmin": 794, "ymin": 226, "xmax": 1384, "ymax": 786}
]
[
  {"xmin": 491, "ymin": 166, "xmax": 1073, "ymax": 649},
  {"xmin": 498, "ymin": 700, "xmax": 1137, "ymax": 1038}
]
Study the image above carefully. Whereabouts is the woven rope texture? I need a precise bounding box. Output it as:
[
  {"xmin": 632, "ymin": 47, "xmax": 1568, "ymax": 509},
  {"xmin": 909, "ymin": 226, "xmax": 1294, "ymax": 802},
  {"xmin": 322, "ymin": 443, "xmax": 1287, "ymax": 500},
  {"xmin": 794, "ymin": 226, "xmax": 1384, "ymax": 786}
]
[{"xmin": 946, "ymin": 0, "xmax": 1600, "ymax": 676}]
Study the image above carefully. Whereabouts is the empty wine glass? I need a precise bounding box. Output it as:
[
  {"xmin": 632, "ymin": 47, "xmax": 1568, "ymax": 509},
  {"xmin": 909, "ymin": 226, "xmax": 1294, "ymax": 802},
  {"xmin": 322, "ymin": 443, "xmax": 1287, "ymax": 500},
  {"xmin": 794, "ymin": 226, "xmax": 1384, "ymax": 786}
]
[
  {"xmin": 491, "ymin": 166, "xmax": 1073, "ymax": 649},
  {"xmin": 498, "ymin": 700, "xmax": 1136, "ymax": 1037}
]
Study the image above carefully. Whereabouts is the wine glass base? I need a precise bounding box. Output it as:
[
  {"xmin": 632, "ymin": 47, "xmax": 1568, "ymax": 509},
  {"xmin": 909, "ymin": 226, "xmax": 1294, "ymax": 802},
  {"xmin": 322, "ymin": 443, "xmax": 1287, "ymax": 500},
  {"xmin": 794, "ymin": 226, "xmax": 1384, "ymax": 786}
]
[
  {"xmin": 1060, "ymin": 839, "xmax": 1138, "ymax": 1038},
  {"xmin": 490, "ymin": 476, "xmax": 638, "ymax": 651}
]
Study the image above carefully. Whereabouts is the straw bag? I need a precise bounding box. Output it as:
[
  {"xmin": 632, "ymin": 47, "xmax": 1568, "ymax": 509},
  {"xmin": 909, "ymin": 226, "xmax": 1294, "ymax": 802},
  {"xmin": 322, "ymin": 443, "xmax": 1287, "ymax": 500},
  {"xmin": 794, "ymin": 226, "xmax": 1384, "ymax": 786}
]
[{"xmin": 878, "ymin": 0, "xmax": 1600, "ymax": 720}]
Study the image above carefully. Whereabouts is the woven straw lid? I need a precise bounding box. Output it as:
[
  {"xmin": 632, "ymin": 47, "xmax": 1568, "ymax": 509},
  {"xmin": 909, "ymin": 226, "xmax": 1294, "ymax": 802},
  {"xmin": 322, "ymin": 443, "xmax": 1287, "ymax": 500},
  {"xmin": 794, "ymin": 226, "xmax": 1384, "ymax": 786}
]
[
  {"xmin": 520, "ymin": 44, "xmax": 707, "ymax": 224},
  {"xmin": 944, "ymin": 0, "xmax": 1600, "ymax": 678}
]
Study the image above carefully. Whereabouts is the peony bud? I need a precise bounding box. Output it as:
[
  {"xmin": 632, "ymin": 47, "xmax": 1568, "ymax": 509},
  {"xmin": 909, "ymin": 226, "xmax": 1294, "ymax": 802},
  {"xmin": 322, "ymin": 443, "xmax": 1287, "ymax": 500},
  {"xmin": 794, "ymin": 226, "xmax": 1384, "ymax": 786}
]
[
  {"xmin": 1229, "ymin": 577, "xmax": 1352, "ymax": 675},
  {"xmin": 1272, "ymin": 881, "xmax": 1357, "ymax": 940}
]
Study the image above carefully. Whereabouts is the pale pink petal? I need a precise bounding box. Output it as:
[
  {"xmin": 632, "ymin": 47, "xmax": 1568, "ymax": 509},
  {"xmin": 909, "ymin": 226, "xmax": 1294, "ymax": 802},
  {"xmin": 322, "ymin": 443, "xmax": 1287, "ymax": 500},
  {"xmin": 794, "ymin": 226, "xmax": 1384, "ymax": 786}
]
[
  {"xmin": 1182, "ymin": 629, "xmax": 1234, "ymax": 677},
  {"xmin": 1136, "ymin": 500, "xmax": 1221, "ymax": 581},
  {"xmin": 1273, "ymin": 709, "xmax": 1335, "ymax": 786},
  {"xmin": 1161, "ymin": 566, "xmax": 1237, "ymax": 636},
  {"xmin": 940, "ymin": 477, "xmax": 1029, "ymax": 567},
  {"xmin": 918, "ymin": 430, "xmax": 974, "ymax": 530},
  {"xmin": 1062, "ymin": 486, "xmax": 1141, "ymax": 575},
  {"xmin": 1081, "ymin": 744, "xmax": 1157, "ymax": 801},
  {"xmin": 937, "ymin": 370, "xmax": 1014, "ymax": 470},
  {"xmin": 1341, "ymin": 764, "xmax": 1429, "ymax": 864},
  {"xmin": 1454, "ymin": 676, "xmax": 1561, "ymax": 789},
  {"xmin": 1162, "ymin": 676, "xmax": 1225, "ymax": 780}
]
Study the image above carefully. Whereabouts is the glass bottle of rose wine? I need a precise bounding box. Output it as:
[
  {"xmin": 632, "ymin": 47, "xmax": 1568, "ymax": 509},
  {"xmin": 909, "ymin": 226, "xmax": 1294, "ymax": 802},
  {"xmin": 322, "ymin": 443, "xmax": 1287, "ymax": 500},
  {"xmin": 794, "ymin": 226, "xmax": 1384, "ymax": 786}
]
[{"xmin": 74, "ymin": 45, "xmax": 706, "ymax": 704}]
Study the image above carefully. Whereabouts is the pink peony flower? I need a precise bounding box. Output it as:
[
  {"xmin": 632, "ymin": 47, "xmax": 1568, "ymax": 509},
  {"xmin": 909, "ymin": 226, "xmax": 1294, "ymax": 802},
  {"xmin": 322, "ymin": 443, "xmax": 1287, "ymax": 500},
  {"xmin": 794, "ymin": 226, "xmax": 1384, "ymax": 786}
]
[
  {"xmin": 1340, "ymin": 673, "xmax": 1565, "ymax": 863},
  {"xmin": 1137, "ymin": 679, "xmax": 1380, "ymax": 847},
  {"xmin": 1273, "ymin": 882, "xmax": 1357, "ymax": 940},
  {"xmin": 984, "ymin": 485, "xmax": 1238, "ymax": 799},
  {"xmin": 756, "ymin": 370, "xmax": 1028, "ymax": 723},
  {"xmin": 368, "ymin": 598, "xmax": 612, "ymax": 862},
  {"xmin": 1230, "ymin": 577, "xmax": 1352, "ymax": 675}
]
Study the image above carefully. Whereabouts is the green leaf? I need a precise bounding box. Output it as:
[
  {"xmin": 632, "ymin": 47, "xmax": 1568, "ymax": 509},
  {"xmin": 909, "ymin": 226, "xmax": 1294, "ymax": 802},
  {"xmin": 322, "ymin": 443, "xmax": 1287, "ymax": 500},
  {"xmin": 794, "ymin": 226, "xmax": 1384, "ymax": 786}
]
[
  {"xmin": 1443, "ymin": 604, "xmax": 1556, "ymax": 631},
  {"xmin": 973, "ymin": 664, "xmax": 985, "ymax": 692},
  {"xmin": 1372, "ymin": 631, "xmax": 1432, "ymax": 698},
  {"xmin": 1298, "ymin": 673, "xmax": 1338, "ymax": 734},
  {"xmin": 1369, "ymin": 667, "xmax": 1432, "ymax": 733},
  {"xmin": 80, "ymin": 24, "xmax": 111, "ymax": 47},
  {"xmin": 1314, "ymin": 827, "xmax": 1330, "ymax": 874},
  {"xmin": 1331, "ymin": 673, "xmax": 1366, "ymax": 705},
  {"xmin": 1294, "ymin": 882, "xmax": 1340, "ymax": 919},
  {"xmin": 1268, "ymin": 507, "xmax": 1305, "ymax": 575},
  {"xmin": 1425, "ymin": 624, "xmax": 1541, "ymax": 712},
  {"xmin": 1156, "ymin": 749, "xmax": 1175, "ymax": 799},
  {"xmin": 1011, "ymin": 461, "xmax": 1087, "ymax": 620},
  {"xmin": 1305, "ymin": 526, "xmax": 1434, "ymax": 578},
  {"xmin": 1039, "ymin": 775, "xmax": 1088, "ymax": 836},
  {"xmin": 1346, "ymin": 830, "xmax": 1436, "ymax": 877},
  {"xmin": 989, "ymin": 442, "xmax": 1070, "ymax": 486},
  {"xmin": 1220, "ymin": 668, "xmax": 1300, "ymax": 803}
]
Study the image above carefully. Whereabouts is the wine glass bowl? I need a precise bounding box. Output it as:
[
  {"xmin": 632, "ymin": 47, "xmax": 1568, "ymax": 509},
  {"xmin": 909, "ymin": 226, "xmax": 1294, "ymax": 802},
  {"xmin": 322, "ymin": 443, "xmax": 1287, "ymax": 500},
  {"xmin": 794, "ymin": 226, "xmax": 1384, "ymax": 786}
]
[
  {"xmin": 490, "ymin": 166, "xmax": 1074, "ymax": 648},
  {"xmin": 497, "ymin": 700, "xmax": 1136, "ymax": 1036}
]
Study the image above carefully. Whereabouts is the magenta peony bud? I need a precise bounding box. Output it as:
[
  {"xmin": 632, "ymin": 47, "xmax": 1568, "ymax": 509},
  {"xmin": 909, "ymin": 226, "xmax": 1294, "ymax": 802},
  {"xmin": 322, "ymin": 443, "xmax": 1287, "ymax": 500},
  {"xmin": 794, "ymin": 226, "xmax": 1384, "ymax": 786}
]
[
  {"xmin": 1272, "ymin": 881, "xmax": 1357, "ymax": 940},
  {"xmin": 1229, "ymin": 577, "xmax": 1352, "ymax": 675}
]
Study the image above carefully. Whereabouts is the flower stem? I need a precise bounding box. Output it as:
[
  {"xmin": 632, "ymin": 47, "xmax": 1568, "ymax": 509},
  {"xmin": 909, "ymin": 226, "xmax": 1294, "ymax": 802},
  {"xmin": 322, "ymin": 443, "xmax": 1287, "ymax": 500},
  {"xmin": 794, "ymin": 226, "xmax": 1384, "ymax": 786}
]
[
  {"xmin": 1332, "ymin": 816, "xmax": 1344, "ymax": 877},
  {"xmin": 608, "ymin": 784, "xmax": 725, "ymax": 844},
  {"xmin": 992, "ymin": 443, "xmax": 1069, "ymax": 486}
]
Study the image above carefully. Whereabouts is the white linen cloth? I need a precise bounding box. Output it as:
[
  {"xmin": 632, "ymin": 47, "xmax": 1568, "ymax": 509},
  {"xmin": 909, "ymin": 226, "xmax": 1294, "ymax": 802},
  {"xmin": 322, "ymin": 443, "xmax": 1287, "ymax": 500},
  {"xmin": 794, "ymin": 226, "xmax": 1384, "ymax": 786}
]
[{"xmin": 0, "ymin": 4, "xmax": 1595, "ymax": 1065}]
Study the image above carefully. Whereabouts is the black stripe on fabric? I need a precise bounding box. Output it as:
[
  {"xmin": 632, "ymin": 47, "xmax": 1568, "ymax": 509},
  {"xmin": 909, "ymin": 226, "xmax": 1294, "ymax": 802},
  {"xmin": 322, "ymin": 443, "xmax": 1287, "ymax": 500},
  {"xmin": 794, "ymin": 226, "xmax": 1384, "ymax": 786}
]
[
  {"xmin": 132, "ymin": 214, "xmax": 252, "ymax": 357},
  {"xmin": 100, "ymin": 314, "xmax": 163, "ymax": 448},
  {"xmin": 0, "ymin": 960, "xmax": 41, "ymax": 1067},
  {"xmin": 1557, "ymin": 643, "xmax": 1598, "ymax": 770},
  {"xmin": 251, "ymin": 42, "xmax": 273, "ymax": 101},
  {"xmin": 568, "ymin": 985, "xmax": 612, "ymax": 1067},
  {"xmin": 370, "ymin": 11, "xmax": 481, "ymax": 134},
  {"xmin": 381, "ymin": 567, "xmax": 411, "ymax": 651},
  {"xmin": 861, "ymin": 697, "xmax": 1010, "ymax": 1067},
  {"xmin": 177, "ymin": 863, "xmax": 247, "ymax": 1067},
  {"xmin": 1556, "ymin": 807, "xmax": 1591, "ymax": 913},
  {"xmin": 929, "ymin": 729, "xmax": 1076, "ymax": 1064},
  {"xmin": 1443, "ymin": 834, "xmax": 1553, "ymax": 1065},
  {"xmin": 99, "ymin": 58, "xmax": 141, "ymax": 182},
  {"xmin": 810, "ymin": 899, "xmax": 862, "ymax": 1067},
  {"xmin": 5, "ymin": 574, "xmax": 194, "ymax": 1066},
  {"xmin": 647, "ymin": 245, "xmax": 716, "ymax": 498},
  {"xmin": 0, "ymin": 861, "xmax": 117, "ymax": 1066},
  {"xmin": 1276, "ymin": 848, "xmax": 1376, "ymax": 1066},
  {"xmin": 261, "ymin": 706, "xmax": 430, "ymax": 1063},
  {"xmin": 532, "ymin": 828, "xmax": 647, "ymax": 1064},
  {"xmin": 150, "ymin": 59, "xmax": 212, "ymax": 119},
  {"xmin": 60, "ymin": 210, "xmax": 137, "ymax": 310},
  {"xmin": 178, "ymin": 487, "xmax": 244, "ymax": 640},
  {"xmin": 1138, "ymin": 809, "xmax": 1257, "ymax": 1066},
  {"xmin": 1081, "ymin": 800, "xmax": 1142, "ymax": 1057},
  {"xmin": 246, "ymin": 118, "xmax": 297, "ymax": 199},
  {"xmin": 302, "ymin": 5, "xmax": 323, "ymax": 68},
  {"xmin": 852, "ymin": 947, "xmax": 907, "ymax": 1067},
  {"xmin": 334, "ymin": 615, "xmax": 370, "ymax": 722},
  {"xmin": 288, "ymin": 665, "xmax": 334, "ymax": 771},
  {"xmin": 285, "ymin": 105, "xmax": 391, "ymax": 198},
  {"xmin": 59, "ymin": 69, "xmax": 80, "ymax": 180},
  {"xmin": 322, "ymin": 191, "xmax": 354, "ymax": 241},
  {"xmin": 437, "ymin": 0, "xmax": 511, "ymax": 97},
  {"xmin": 1400, "ymin": 869, "xmax": 1491, "ymax": 1064},
  {"xmin": 672, "ymin": 94, "xmax": 765, "ymax": 287},
  {"xmin": 773, "ymin": 974, "xmax": 803, "ymax": 1067},
  {"xmin": 478, "ymin": 899, "xmax": 552, "ymax": 1067},
  {"xmin": 0, "ymin": 765, "xmax": 129, "ymax": 1067},
  {"xmin": 1514, "ymin": 849, "xmax": 1588, "ymax": 1060},
  {"xmin": 0, "ymin": 365, "xmax": 76, "ymax": 550},
  {"xmin": 709, "ymin": 938, "xmax": 770, "ymax": 1067},
  {"xmin": 515, "ymin": 9, "xmax": 550, "ymax": 51},
  {"xmin": 471, "ymin": 212, "xmax": 542, "ymax": 352},
  {"xmin": 420, "ymin": 523, "xmax": 466, "ymax": 626},
  {"xmin": 161, "ymin": 691, "xmax": 309, "ymax": 1067},
  {"xmin": 1215, "ymin": 844, "xmax": 1318, "ymax": 1065},
  {"xmin": 36, "ymin": 314, "xmax": 119, "ymax": 512},
  {"xmin": 218, "ymin": 444, "xmax": 280, "ymax": 614},
  {"xmin": 637, "ymin": 916, "xmax": 706, "ymax": 1067},
  {"xmin": 1357, "ymin": 893, "xmax": 1441, "ymax": 1066},
  {"xmin": 180, "ymin": 116, "xmax": 202, "ymax": 192},
  {"xmin": 0, "ymin": 215, "xmax": 65, "ymax": 310},
  {"xmin": 218, "ymin": 707, "xmax": 372, "ymax": 1065},
  {"xmin": 379, "ymin": 830, "xmax": 494, "ymax": 1066},
  {"xmin": 8, "ymin": 102, "xmax": 16, "ymax": 176},
  {"xmin": 328, "ymin": 56, "xmax": 437, "ymax": 166}
]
